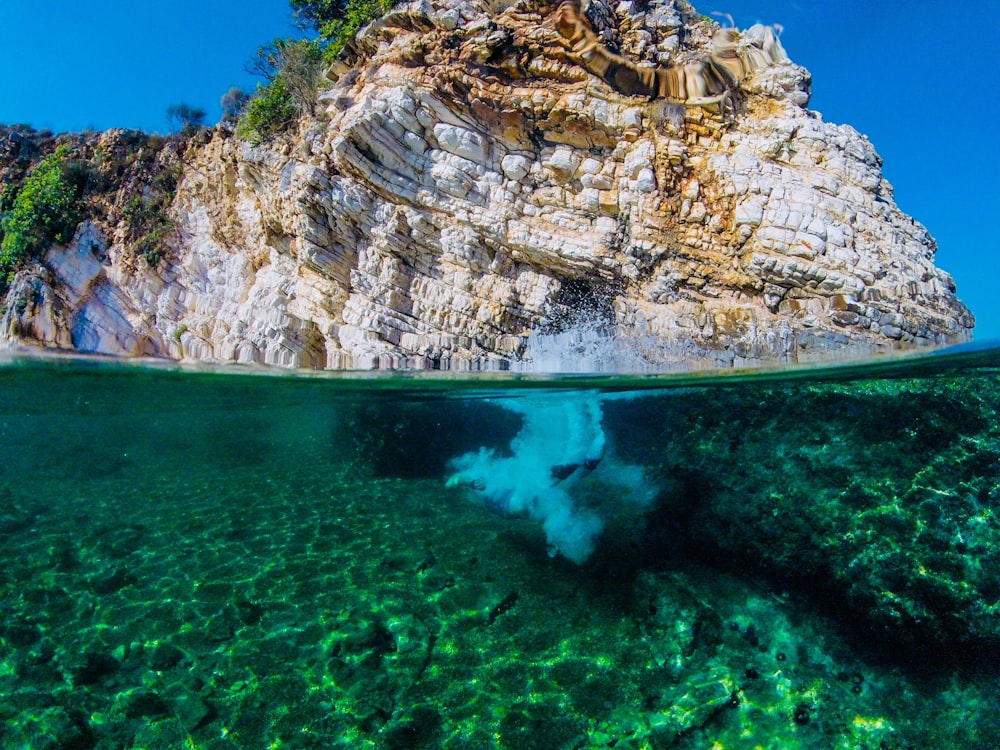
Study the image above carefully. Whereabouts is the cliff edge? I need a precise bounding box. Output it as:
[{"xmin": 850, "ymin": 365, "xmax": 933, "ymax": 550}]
[{"xmin": 0, "ymin": 0, "xmax": 975, "ymax": 370}]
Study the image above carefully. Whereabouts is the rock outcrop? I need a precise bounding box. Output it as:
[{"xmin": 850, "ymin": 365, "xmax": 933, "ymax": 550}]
[{"xmin": 0, "ymin": 0, "xmax": 974, "ymax": 369}]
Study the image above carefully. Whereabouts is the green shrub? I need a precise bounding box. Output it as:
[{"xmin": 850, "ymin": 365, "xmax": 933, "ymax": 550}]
[
  {"xmin": 0, "ymin": 145, "xmax": 80, "ymax": 283},
  {"xmin": 234, "ymin": 0, "xmax": 394, "ymax": 146},
  {"xmin": 136, "ymin": 226, "xmax": 172, "ymax": 266},
  {"xmin": 237, "ymin": 77, "xmax": 299, "ymax": 145},
  {"xmin": 0, "ymin": 183, "xmax": 17, "ymax": 214},
  {"xmin": 288, "ymin": 0, "xmax": 395, "ymax": 61},
  {"xmin": 237, "ymin": 38, "xmax": 324, "ymax": 145},
  {"xmin": 321, "ymin": 0, "xmax": 394, "ymax": 59},
  {"xmin": 276, "ymin": 39, "xmax": 324, "ymax": 111},
  {"xmin": 291, "ymin": 0, "xmax": 393, "ymax": 43}
]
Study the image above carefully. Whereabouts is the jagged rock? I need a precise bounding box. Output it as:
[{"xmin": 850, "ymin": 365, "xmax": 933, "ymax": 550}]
[{"xmin": 0, "ymin": 0, "xmax": 974, "ymax": 369}]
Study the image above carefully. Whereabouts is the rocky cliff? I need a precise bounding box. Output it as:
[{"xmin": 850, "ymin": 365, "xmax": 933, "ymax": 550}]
[{"xmin": 0, "ymin": 0, "xmax": 975, "ymax": 370}]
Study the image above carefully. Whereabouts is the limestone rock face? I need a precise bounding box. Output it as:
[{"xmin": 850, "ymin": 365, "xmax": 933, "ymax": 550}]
[{"xmin": 0, "ymin": 0, "xmax": 974, "ymax": 369}]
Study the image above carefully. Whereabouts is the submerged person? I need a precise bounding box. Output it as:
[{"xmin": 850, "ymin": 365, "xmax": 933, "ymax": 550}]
[{"xmin": 447, "ymin": 392, "xmax": 652, "ymax": 563}]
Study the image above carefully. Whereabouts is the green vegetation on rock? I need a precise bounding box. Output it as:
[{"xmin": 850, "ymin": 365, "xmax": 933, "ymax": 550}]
[
  {"xmin": 231, "ymin": 0, "xmax": 396, "ymax": 145},
  {"xmin": 122, "ymin": 195, "xmax": 174, "ymax": 267},
  {"xmin": 290, "ymin": 0, "xmax": 395, "ymax": 55},
  {"xmin": 0, "ymin": 145, "xmax": 81, "ymax": 286},
  {"xmin": 312, "ymin": 0, "xmax": 395, "ymax": 60},
  {"xmin": 237, "ymin": 38, "xmax": 324, "ymax": 145},
  {"xmin": 0, "ymin": 126, "xmax": 186, "ymax": 280},
  {"xmin": 96, "ymin": 132, "xmax": 182, "ymax": 267},
  {"xmin": 238, "ymin": 77, "xmax": 301, "ymax": 145}
]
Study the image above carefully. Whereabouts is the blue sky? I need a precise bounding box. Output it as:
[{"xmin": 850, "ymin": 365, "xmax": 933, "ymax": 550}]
[
  {"xmin": 0, "ymin": 1, "xmax": 302, "ymax": 133},
  {"xmin": 1, "ymin": 0, "xmax": 997, "ymax": 340}
]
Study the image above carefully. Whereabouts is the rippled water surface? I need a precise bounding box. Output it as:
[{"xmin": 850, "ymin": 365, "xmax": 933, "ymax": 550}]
[{"xmin": 1, "ymin": 344, "xmax": 999, "ymax": 748}]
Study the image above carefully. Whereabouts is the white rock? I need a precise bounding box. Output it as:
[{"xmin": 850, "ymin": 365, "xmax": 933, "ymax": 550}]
[
  {"xmin": 545, "ymin": 145, "xmax": 581, "ymax": 177},
  {"xmin": 636, "ymin": 168, "xmax": 657, "ymax": 193},
  {"xmin": 501, "ymin": 154, "xmax": 531, "ymax": 181},
  {"xmin": 433, "ymin": 123, "xmax": 486, "ymax": 163},
  {"xmin": 735, "ymin": 196, "xmax": 766, "ymax": 226}
]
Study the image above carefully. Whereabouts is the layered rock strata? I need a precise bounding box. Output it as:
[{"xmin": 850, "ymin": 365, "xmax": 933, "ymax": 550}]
[
  {"xmin": 552, "ymin": 0, "xmax": 785, "ymax": 105},
  {"xmin": 0, "ymin": 0, "xmax": 974, "ymax": 369}
]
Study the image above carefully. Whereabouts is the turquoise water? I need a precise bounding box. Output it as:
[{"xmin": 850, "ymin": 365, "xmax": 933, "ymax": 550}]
[{"xmin": 1, "ymin": 345, "xmax": 999, "ymax": 748}]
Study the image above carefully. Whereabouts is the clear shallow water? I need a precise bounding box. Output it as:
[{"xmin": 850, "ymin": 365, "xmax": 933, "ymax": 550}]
[{"xmin": 1, "ymin": 345, "xmax": 999, "ymax": 748}]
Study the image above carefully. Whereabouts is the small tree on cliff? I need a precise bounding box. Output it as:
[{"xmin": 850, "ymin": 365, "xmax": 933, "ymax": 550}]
[
  {"xmin": 289, "ymin": 0, "xmax": 344, "ymax": 31},
  {"xmin": 166, "ymin": 103, "xmax": 207, "ymax": 135},
  {"xmin": 238, "ymin": 78, "xmax": 299, "ymax": 145},
  {"xmin": 290, "ymin": 0, "xmax": 395, "ymax": 59},
  {"xmin": 238, "ymin": 38, "xmax": 323, "ymax": 145},
  {"xmin": 261, "ymin": 39, "xmax": 324, "ymax": 111},
  {"xmin": 220, "ymin": 87, "xmax": 251, "ymax": 123}
]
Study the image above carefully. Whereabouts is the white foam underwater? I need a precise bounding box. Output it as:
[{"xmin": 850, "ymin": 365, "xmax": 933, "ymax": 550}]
[{"xmin": 446, "ymin": 390, "xmax": 657, "ymax": 563}]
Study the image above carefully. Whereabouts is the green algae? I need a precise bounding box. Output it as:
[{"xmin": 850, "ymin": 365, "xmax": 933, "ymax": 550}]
[
  {"xmin": 0, "ymin": 349, "xmax": 998, "ymax": 748},
  {"xmin": 603, "ymin": 374, "xmax": 1000, "ymax": 650}
]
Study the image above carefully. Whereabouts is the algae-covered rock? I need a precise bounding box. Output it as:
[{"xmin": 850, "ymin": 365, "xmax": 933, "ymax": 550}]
[
  {"xmin": 607, "ymin": 372, "xmax": 1000, "ymax": 649},
  {"xmin": 7, "ymin": 706, "xmax": 95, "ymax": 750}
]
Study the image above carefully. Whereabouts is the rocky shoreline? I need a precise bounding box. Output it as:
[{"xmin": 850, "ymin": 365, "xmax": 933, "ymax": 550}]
[{"xmin": 0, "ymin": 0, "xmax": 974, "ymax": 369}]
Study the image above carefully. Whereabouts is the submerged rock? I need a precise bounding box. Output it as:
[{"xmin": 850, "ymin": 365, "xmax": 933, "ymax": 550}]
[
  {"xmin": 607, "ymin": 372, "xmax": 1000, "ymax": 650},
  {"xmin": 0, "ymin": 0, "xmax": 974, "ymax": 369}
]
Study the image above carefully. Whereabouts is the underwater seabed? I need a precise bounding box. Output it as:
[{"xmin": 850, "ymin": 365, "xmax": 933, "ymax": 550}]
[{"xmin": 1, "ymin": 344, "xmax": 1000, "ymax": 748}]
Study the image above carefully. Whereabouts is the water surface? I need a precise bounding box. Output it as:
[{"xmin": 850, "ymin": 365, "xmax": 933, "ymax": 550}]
[{"xmin": 1, "ymin": 345, "xmax": 998, "ymax": 748}]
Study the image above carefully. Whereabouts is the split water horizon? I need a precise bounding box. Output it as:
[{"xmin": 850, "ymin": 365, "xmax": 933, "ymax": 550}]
[{"xmin": 2, "ymin": 341, "xmax": 999, "ymax": 747}]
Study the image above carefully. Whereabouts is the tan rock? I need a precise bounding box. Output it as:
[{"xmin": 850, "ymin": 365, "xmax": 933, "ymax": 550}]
[{"xmin": 0, "ymin": 0, "xmax": 974, "ymax": 369}]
